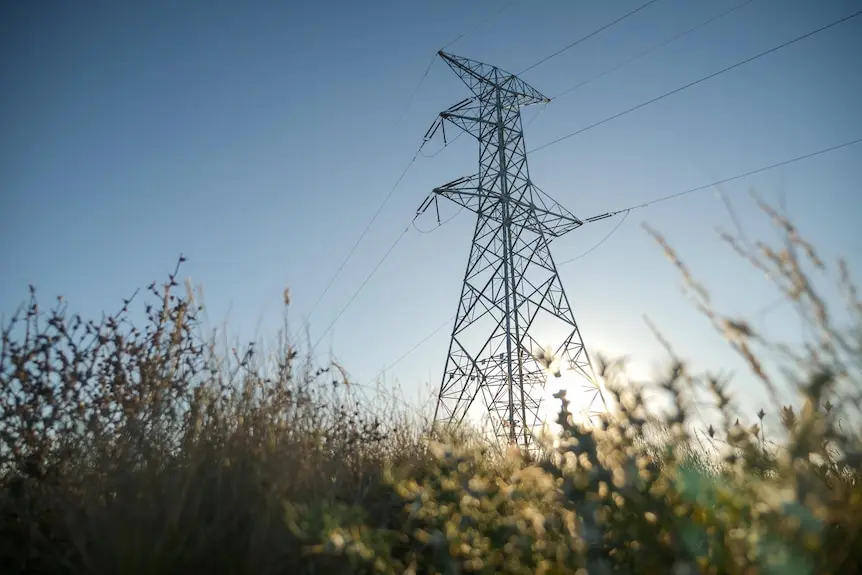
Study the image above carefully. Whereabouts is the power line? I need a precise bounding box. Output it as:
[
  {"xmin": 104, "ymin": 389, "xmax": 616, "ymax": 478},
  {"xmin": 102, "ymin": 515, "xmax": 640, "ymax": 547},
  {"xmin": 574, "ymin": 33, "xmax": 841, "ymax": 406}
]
[
  {"xmin": 375, "ymin": 210, "xmax": 635, "ymax": 376},
  {"xmin": 399, "ymin": 0, "xmax": 525, "ymax": 122},
  {"xmin": 523, "ymin": 101, "xmax": 549, "ymax": 128},
  {"xmin": 518, "ymin": 0, "xmax": 663, "ymax": 75},
  {"xmin": 396, "ymin": 55, "xmax": 438, "ymax": 125},
  {"xmin": 370, "ymin": 316, "xmax": 453, "ymax": 382},
  {"xmin": 557, "ymin": 209, "xmax": 631, "ymax": 266},
  {"xmin": 551, "ymin": 0, "xmax": 757, "ymax": 101},
  {"xmin": 302, "ymin": 4, "xmax": 524, "ymax": 338},
  {"xmin": 371, "ymin": 210, "xmax": 636, "ymax": 381},
  {"xmin": 420, "ymin": 130, "xmax": 466, "ymax": 158},
  {"xmin": 355, "ymin": 10, "xmax": 862, "ymax": 402},
  {"xmin": 530, "ymin": 9, "xmax": 862, "ymax": 154},
  {"xmin": 354, "ymin": 0, "xmax": 735, "ymax": 351},
  {"xmin": 397, "ymin": 0, "xmax": 523, "ymax": 124},
  {"xmin": 602, "ymin": 136, "xmax": 862, "ymax": 216},
  {"xmin": 370, "ymin": 135, "xmax": 862, "ymax": 381},
  {"xmin": 413, "ymin": 205, "xmax": 465, "ymax": 233},
  {"xmin": 311, "ymin": 224, "xmax": 413, "ymax": 353},
  {"xmin": 298, "ymin": 148, "xmax": 422, "ymax": 339}
]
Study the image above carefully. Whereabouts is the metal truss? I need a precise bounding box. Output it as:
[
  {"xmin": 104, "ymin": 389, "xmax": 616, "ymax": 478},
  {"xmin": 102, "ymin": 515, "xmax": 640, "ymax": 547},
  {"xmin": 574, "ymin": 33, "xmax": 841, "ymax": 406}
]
[{"xmin": 427, "ymin": 52, "xmax": 604, "ymax": 452}]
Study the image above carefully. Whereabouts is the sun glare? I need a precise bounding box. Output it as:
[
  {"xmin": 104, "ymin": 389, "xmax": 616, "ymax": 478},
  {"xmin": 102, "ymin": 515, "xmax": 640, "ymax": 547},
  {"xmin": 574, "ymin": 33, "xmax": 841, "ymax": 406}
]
[
  {"xmin": 537, "ymin": 368, "xmax": 604, "ymax": 433},
  {"xmin": 534, "ymin": 342, "xmax": 652, "ymax": 440}
]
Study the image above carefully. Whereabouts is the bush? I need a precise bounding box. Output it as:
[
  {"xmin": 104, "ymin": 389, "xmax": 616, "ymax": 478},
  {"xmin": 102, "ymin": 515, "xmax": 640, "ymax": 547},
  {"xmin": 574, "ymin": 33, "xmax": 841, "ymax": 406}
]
[
  {"xmin": 1, "ymin": 199, "xmax": 860, "ymax": 573},
  {"xmin": 0, "ymin": 259, "xmax": 427, "ymax": 573}
]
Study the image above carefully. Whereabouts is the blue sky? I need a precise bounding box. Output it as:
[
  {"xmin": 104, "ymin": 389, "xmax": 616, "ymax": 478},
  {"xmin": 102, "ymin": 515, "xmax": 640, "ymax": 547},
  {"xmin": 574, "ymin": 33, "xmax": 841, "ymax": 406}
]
[{"xmin": 2, "ymin": 0, "xmax": 861, "ymax": 431}]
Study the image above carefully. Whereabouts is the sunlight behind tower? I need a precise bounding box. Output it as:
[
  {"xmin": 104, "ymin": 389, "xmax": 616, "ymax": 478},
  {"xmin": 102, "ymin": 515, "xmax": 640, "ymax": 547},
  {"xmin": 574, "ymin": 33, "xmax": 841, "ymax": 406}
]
[{"xmin": 422, "ymin": 51, "xmax": 607, "ymax": 453}]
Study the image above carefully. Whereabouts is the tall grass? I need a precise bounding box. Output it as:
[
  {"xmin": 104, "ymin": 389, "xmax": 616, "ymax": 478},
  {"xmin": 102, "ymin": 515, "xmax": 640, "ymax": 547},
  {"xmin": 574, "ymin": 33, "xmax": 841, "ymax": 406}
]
[{"xmin": 1, "ymin": 199, "xmax": 859, "ymax": 573}]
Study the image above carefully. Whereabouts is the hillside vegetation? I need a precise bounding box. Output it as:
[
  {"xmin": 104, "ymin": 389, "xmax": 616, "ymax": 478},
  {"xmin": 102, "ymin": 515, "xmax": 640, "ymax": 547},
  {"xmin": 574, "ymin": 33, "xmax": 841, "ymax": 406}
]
[{"xmin": 1, "ymin": 200, "xmax": 860, "ymax": 574}]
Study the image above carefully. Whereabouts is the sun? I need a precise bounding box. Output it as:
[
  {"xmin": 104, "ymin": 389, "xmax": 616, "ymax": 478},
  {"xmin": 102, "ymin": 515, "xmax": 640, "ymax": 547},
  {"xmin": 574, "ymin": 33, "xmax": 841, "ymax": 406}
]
[
  {"xmin": 533, "ymin": 346, "xmax": 650, "ymax": 439},
  {"xmin": 534, "ymin": 366, "xmax": 605, "ymax": 437}
]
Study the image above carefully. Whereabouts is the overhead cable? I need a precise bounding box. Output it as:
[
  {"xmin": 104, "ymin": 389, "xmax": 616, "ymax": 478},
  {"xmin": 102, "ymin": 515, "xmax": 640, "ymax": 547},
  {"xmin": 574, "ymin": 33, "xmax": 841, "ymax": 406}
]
[
  {"xmin": 530, "ymin": 9, "xmax": 862, "ymax": 154},
  {"xmin": 311, "ymin": 224, "xmax": 413, "ymax": 353},
  {"xmin": 398, "ymin": 0, "xmax": 523, "ymax": 123},
  {"xmin": 298, "ymin": 147, "xmax": 423, "ymax": 339},
  {"xmin": 375, "ymin": 135, "xmax": 862, "ymax": 377},
  {"xmin": 550, "ymin": 0, "xmax": 758, "ymax": 101},
  {"xmin": 396, "ymin": 56, "xmax": 438, "ymax": 124},
  {"xmin": 306, "ymin": 3, "xmax": 524, "ymax": 340},
  {"xmin": 596, "ymin": 137, "xmax": 862, "ymax": 218},
  {"xmin": 518, "ymin": 0, "xmax": 663, "ymax": 75},
  {"xmin": 557, "ymin": 209, "xmax": 631, "ymax": 266},
  {"xmin": 370, "ymin": 317, "xmax": 453, "ymax": 382}
]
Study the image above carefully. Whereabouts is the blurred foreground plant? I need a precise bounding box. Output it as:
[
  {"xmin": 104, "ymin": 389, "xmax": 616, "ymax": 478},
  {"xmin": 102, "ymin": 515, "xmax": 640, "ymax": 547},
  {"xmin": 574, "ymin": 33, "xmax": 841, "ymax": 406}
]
[
  {"xmin": 289, "ymin": 199, "xmax": 861, "ymax": 574},
  {"xmin": 0, "ymin": 257, "xmax": 428, "ymax": 574},
  {"xmin": 1, "ymin": 198, "xmax": 859, "ymax": 574}
]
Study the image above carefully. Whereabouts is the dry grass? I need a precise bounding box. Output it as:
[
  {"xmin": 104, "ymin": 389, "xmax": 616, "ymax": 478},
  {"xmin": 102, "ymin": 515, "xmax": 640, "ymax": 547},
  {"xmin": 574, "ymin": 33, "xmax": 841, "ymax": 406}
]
[{"xmin": 1, "ymin": 200, "xmax": 860, "ymax": 573}]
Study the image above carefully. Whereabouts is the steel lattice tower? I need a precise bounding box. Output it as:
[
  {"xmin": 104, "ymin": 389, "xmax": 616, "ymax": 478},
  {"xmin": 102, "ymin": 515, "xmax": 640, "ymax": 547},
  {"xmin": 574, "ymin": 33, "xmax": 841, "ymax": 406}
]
[{"xmin": 428, "ymin": 52, "xmax": 603, "ymax": 451}]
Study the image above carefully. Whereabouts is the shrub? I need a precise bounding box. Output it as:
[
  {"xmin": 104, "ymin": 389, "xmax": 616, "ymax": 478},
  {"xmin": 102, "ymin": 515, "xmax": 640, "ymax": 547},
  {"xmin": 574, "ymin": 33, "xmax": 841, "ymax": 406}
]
[
  {"xmin": 0, "ymin": 260, "xmax": 427, "ymax": 573},
  {"xmin": 287, "ymin": 199, "xmax": 862, "ymax": 574},
  {"xmin": 1, "ymin": 199, "xmax": 859, "ymax": 573}
]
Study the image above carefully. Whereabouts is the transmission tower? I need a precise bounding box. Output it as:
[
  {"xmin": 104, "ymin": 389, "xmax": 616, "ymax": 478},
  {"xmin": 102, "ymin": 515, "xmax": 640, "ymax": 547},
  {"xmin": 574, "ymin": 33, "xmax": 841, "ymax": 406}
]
[{"xmin": 425, "ymin": 51, "xmax": 604, "ymax": 452}]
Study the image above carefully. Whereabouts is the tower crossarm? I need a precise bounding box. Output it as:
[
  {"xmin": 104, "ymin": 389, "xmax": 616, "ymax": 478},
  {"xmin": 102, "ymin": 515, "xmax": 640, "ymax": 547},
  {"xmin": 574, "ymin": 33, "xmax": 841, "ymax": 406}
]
[
  {"xmin": 526, "ymin": 183, "xmax": 585, "ymax": 237},
  {"xmin": 437, "ymin": 98, "xmax": 488, "ymax": 140},
  {"xmin": 439, "ymin": 51, "xmax": 550, "ymax": 107},
  {"xmin": 440, "ymin": 112, "xmax": 495, "ymax": 127},
  {"xmin": 432, "ymin": 176, "xmax": 584, "ymax": 238}
]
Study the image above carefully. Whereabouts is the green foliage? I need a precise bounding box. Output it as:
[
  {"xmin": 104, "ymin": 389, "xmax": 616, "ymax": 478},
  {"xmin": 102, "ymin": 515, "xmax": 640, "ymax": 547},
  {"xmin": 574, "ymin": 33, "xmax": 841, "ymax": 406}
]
[{"xmin": 1, "ymin": 200, "xmax": 860, "ymax": 573}]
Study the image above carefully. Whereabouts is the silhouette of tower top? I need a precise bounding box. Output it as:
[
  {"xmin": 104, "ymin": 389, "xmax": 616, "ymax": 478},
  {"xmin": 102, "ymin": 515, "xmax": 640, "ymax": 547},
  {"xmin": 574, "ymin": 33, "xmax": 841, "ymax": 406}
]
[
  {"xmin": 438, "ymin": 51, "xmax": 550, "ymax": 105},
  {"xmin": 427, "ymin": 52, "xmax": 604, "ymax": 452}
]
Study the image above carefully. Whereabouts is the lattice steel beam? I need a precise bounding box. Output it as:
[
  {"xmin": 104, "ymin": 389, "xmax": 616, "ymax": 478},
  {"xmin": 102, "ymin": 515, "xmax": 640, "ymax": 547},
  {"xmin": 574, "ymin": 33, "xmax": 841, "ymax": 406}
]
[{"xmin": 428, "ymin": 51, "xmax": 604, "ymax": 452}]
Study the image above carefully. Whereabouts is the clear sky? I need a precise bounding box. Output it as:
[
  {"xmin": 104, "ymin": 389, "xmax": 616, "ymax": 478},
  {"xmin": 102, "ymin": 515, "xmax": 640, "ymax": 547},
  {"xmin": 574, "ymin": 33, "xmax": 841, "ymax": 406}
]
[{"xmin": 2, "ymin": 0, "xmax": 861, "ymax": 431}]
